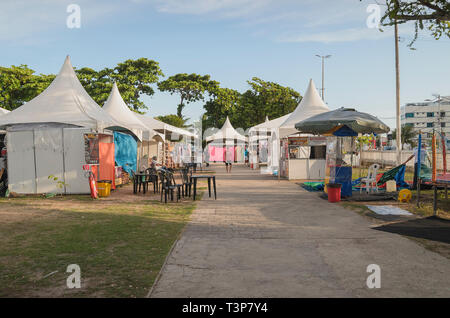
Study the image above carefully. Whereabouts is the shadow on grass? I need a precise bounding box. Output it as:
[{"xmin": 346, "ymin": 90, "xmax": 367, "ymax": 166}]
[{"xmin": 373, "ymin": 216, "xmax": 450, "ymax": 244}]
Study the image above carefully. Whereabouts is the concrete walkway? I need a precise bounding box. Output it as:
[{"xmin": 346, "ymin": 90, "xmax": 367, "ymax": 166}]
[{"xmin": 150, "ymin": 164, "xmax": 450, "ymax": 297}]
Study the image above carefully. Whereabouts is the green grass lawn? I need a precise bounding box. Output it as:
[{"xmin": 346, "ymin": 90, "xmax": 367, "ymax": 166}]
[{"xmin": 0, "ymin": 185, "xmax": 201, "ymax": 298}]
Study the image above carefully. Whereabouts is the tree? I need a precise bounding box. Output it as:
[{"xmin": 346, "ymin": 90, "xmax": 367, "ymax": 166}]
[
  {"xmin": 234, "ymin": 77, "xmax": 301, "ymax": 130},
  {"xmin": 203, "ymin": 87, "xmax": 241, "ymax": 129},
  {"xmin": 78, "ymin": 58, "xmax": 164, "ymax": 112},
  {"xmin": 110, "ymin": 58, "xmax": 164, "ymax": 111},
  {"xmin": 392, "ymin": 124, "xmax": 418, "ymax": 147},
  {"xmin": 379, "ymin": 0, "xmax": 450, "ymax": 46},
  {"xmin": 158, "ymin": 73, "xmax": 219, "ymax": 118},
  {"xmin": 0, "ymin": 65, "xmax": 54, "ymax": 111},
  {"xmin": 76, "ymin": 67, "xmax": 112, "ymax": 107},
  {"xmin": 155, "ymin": 114, "xmax": 189, "ymax": 128},
  {"xmin": 0, "ymin": 58, "xmax": 164, "ymax": 113}
]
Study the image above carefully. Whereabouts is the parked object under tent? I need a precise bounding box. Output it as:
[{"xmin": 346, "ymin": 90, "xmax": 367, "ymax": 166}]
[{"xmin": 0, "ymin": 56, "xmax": 123, "ymax": 195}]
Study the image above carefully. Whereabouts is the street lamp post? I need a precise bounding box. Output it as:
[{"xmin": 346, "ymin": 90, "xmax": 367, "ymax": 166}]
[{"xmin": 315, "ymin": 54, "xmax": 331, "ymax": 102}]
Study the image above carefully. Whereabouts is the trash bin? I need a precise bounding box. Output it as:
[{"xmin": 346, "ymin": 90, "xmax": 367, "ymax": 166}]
[
  {"xmin": 327, "ymin": 183, "xmax": 342, "ymax": 203},
  {"xmin": 97, "ymin": 180, "xmax": 112, "ymax": 197}
]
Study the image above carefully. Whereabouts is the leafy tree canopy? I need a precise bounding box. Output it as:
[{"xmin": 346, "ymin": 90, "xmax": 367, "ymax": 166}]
[
  {"xmin": 378, "ymin": 0, "xmax": 450, "ymax": 46},
  {"xmin": 158, "ymin": 73, "xmax": 220, "ymax": 118},
  {"xmin": 77, "ymin": 58, "xmax": 164, "ymax": 112},
  {"xmin": 0, "ymin": 58, "xmax": 163, "ymax": 113},
  {"xmin": 0, "ymin": 65, "xmax": 54, "ymax": 110},
  {"xmin": 392, "ymin": 124, "xmax": 418, "ymax": 147},
  {"xmin": 155, "ymin": 114, "xmax": 190, "ymax": 128},
  {"xmin": 234, "ymin": 77, "xmax": 301, "ymax": 130},
  {"xmin": 202, "ymin": 77, "xmax": 301, "ymax": 132}
]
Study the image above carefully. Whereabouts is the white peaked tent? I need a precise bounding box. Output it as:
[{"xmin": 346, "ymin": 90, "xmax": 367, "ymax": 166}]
[
  {"xmin": 205, "ymin": 116, "xmax": 246, "ymax": 142},
  {"xmin": 0, "ymin": 56, "xmax": 119, "ymax": 130},
  {"xmin": 250, "ymin": 113, "xmax": 291, "ymax": 133},
  {"xmin": 103, "ymin": 82, "xmax": 153, "ymax": 141},
  {"xmin": 279, "ymin": 79, "xmax": 329, "ymax": 138},
  {"xmin": 0, "ymin": 108, "xmax": 10, "ymax": 115},
  {"xmin": 0, "ymin": 56, "xmax": 123, "ymax": 195}
]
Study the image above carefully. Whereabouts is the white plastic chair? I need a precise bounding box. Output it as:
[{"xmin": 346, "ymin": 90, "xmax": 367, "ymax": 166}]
[{"xmin": 360, "ymin": 164, "xmax": 380, "ymax": 194}]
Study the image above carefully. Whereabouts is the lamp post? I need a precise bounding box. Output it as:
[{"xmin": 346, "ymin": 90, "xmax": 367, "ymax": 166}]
[{"xmin": 315, "ymin": 54, "xmax": 331, "ymax": 102}]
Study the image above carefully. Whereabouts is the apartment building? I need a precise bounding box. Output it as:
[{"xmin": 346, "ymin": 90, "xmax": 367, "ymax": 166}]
[{"xmin": 401, "ymin": 95, "xmax": 450, "ymax": 141}]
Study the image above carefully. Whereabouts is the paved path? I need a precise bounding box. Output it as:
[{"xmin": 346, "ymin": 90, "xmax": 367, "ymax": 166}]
[{"xmin": 150, "ymin": 164, "xmax": 450, "ymax": 297}]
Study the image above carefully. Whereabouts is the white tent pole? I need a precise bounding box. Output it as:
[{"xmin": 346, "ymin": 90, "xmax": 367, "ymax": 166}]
[
  {"xmin": 61, "ymin": 127, "xmax": 67, "ymax": 194},
  {"xmin": 32, "ymin": 129, "xmax": 38, "ymax": 194}
]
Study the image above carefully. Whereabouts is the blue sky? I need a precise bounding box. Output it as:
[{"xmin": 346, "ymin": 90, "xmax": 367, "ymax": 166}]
[{"xmin": 1, "ymin": 0, "xmax": 449, "ymax": 130}]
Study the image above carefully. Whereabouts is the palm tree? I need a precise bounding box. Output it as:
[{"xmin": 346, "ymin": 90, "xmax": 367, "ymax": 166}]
[{"xmin": 392, "ymin": 125, "xmax": 418, "ymax": 148}]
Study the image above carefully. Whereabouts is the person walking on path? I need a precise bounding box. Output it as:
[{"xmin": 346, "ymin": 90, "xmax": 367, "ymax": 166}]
[{"xmin": 224, "ymin": 146, "xmax": 232, "ymax": 173}]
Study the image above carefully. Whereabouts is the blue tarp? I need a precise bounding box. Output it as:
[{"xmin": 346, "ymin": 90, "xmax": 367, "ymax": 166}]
[{"xmin": 113, "ymin": 131, "xmax": 137, "ymax": 174}]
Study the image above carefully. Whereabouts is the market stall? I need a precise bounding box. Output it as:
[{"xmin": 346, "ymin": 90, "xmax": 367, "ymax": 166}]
[
  {"xmin": 249, "ymin": 113, "xmax": 291, "ymax": 174},
  {"xmin": 135, "ymin": 114, "xmax": 196, "ymax": 168},
  {"xmin": 205, "ymin": 117, "xmax": 247, "ymax": 163},
  {"xmin": 0, "ymin": 56, "xmax": 121, "ymax": 194},
  {"xmin": 103, "ymin": 82, "xmax": 157, "ymax": 184},
  {"xmin": 280, "ymin": 136, "xmax": 327, "ymax": 180},
  {"xmin": 295, "ymin": 107, "xmax": 390, "ymax": 197},
  {"xmin": 278, "ymin": 79, "xmax": 330, "ymax": 180}
]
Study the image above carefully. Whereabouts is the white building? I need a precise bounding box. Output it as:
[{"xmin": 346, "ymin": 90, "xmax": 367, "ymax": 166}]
[{"xmin": 401, "ymin": 95, "xmax": 450, "ymax": 140}]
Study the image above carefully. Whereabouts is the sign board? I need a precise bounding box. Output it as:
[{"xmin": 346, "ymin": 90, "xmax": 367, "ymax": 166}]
[
  {"xmin": 288, "ymin": 137, "xmax": 308, "ymax": 146},
  {"xmin": 84, "ymin": 133, "xmax": 99, "ymax": 164}
]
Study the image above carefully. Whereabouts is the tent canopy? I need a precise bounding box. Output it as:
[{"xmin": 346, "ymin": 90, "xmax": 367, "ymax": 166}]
[
  {"xmin": 279, "ymin": 79, "xmax": 329, "ymax": 138},
  {"xmin": 205, "ymin": 116, "xmax": 247, "ymax": 142},
  {"xmin": 135, "ymin": 114, "xmax": 194, "ymax": 140},
  {"xmin": 0, "ymin": 56, "xmax": 120, "ymax": 131},
  {"xmin": 103, "ymin": 82, "xmax": 153, "ymax": 141},
  {"xmin": 295, "ymin": 107, "xmax": 390, "ymax": 135},
  {"xmin": 0, "ymin": 108, "xmax": 10, "ymax": 115},
  {"xmin": 249, "ymin": 113, "xmax": 291, "ymax": 132}
]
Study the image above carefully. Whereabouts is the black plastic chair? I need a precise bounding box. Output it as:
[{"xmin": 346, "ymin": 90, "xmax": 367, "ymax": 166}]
[
  {"xmin": 169, "ymin": 171, "xmax": 184, "ymax": 200},
  {"xmin": 180, "ymin": 166, "xmax": 193, "ymax": 197},
  {"xmin": 159, "ymin": 170, "xmax": 180, "ymax": 203},
  {"xmin": 130, "ymin": 170, "xmax": 141, "ymax": 194},
  {"xmin": 145, "ymin": 168, "xmax": 159, "ymax": 193}
]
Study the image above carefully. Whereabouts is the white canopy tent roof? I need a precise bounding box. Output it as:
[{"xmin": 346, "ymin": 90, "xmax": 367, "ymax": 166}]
[
  {"xmin": 248, "ymin": 113, "xmax": 292, "ymax": 142},
  {"xmin": 249, "ymin": 113, "xmax": 292, "ymax": 132},
  {"xmin": 205, "ymin": 116, "xmax": 247, "ymax": 142},
  {"xmin": 103, "ymin": 82, "xmax": 154, "ymax": 141},
  {"xmin": 279, "ymin": 79, "xmax": 329, "ymax": 138},
  {"xmin": 134, "ymin": 114, "xmax": 194, "ymax": 141},
  {"xmin": 0, "ymin": 56, "xmax": 119, "ymax": 131},
  {"xmin": 0, "ymin": 108, "xmax": 10, "ymax": 115}
]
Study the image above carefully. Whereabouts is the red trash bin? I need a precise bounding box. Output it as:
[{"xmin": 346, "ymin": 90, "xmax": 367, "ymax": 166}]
[{"xmin": 327, "ymin": 183, "xmax": 342, "ymax": 203}]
